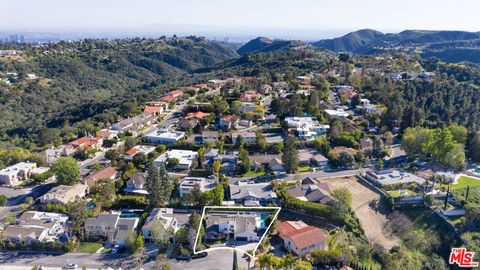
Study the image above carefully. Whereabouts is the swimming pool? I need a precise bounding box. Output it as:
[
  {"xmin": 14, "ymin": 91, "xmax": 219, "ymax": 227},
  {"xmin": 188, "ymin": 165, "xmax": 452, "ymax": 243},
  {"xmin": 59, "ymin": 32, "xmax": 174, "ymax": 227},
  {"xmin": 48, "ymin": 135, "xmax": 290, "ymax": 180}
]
[
  {"xmin": 119, "ymin": 210, "xmax": 142, "ymax": 218},
  {"xmin": 259, "ymin": 213, "xmax": 269, "ymax": 229}
]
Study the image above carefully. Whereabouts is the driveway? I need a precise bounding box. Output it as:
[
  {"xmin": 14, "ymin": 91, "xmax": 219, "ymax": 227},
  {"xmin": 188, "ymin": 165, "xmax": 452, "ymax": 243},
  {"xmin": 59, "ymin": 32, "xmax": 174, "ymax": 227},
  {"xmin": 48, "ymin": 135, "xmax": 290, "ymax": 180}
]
[{"xmin": 316, "ymin": 176, "xmax": 399, "ymax": 249}]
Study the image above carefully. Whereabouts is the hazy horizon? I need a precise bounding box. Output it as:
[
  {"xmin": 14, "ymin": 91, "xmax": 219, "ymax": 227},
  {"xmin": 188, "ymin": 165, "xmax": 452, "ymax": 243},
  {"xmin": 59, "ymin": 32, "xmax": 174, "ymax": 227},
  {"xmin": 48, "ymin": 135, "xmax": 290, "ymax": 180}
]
[{"xmin": 1, "ymin": 0, "xmax": 479, "ymax": 42}]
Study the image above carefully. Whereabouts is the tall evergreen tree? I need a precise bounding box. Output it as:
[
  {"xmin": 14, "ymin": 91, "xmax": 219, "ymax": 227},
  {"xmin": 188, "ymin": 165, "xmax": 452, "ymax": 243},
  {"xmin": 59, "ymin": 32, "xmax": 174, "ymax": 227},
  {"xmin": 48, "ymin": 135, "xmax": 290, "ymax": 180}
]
[
  {"xmin": 146, "ymin": 162, "xmax": 173, "ymax": 208},
  {"xmin": 282, "ymin": 136, "xmax": 299, "ymax": 173}
]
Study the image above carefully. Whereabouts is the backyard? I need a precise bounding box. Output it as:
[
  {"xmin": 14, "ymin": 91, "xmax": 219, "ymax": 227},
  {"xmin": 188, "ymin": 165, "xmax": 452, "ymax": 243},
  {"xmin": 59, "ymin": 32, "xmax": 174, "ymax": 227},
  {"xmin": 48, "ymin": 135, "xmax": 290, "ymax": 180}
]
[
  {"xmin": 76, "ymin": 242, "xmax": 105, "ymax": 253},
  {"xmin": 450, "ymin": 175, "xmax": 480, "ymax": 190}
]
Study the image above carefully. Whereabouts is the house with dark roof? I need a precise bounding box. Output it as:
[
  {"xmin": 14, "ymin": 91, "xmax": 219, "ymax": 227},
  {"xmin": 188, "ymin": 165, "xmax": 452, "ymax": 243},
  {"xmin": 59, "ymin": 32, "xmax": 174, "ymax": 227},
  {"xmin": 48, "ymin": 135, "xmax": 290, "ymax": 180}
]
[
  {"xmin": 277, "ymin": 220, "xmax": 327, "ymax": 257},
  {"xmin": 286, "ymin": 183, "xmax": 333, "ymax": 204},
  {"xmin": 202, "ymin": 149, "xmax": 238, "ymax": 175},
  {"xmin": 229, "ymin": 182, "xmax": 277, "ymax": 206}
]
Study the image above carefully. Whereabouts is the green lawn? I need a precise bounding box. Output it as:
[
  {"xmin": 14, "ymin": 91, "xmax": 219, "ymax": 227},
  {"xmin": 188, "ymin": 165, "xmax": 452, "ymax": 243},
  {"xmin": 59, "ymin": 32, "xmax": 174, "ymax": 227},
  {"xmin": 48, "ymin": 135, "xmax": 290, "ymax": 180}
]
[
  {"xmin": 76, "ymin": 242, "xmax": 103, "ymax": 253},
  {"xmin": 243, "ymin": 170, "xmax": 265, "ymax": 177},
  {"xmin": 297, "ymin": 166, "xmax": 312, "ymax": 173},
  {"xmin": 450, "ymin": 175, "xmax": 480, "ymax": 190},
  {"xmin": 387, "ymin": 189, "xmax": 416, "ymax": 198}
]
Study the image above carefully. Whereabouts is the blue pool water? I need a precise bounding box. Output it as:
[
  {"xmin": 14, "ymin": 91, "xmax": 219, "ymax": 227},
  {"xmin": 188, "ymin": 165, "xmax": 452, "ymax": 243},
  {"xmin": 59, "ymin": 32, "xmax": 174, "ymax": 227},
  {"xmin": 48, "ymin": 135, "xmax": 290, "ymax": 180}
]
[
  {"xmin": 120, "ymin": 210, "xmax": 142, "ymax": 218},
  {"xmin": 259, "ymin": 213, "xmax": 269, "ymax": 229},
  {"xmin": 475, "ymin": 168, "xmax": 480, "ymax": 174}
]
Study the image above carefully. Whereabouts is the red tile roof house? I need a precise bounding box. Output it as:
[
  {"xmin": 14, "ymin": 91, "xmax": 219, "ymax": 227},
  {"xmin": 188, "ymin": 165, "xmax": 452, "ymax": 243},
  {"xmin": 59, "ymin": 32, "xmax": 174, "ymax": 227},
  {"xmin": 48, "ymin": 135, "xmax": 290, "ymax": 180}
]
[
  {"xmin": 219, "ymin": 115, "xmax": 239, "ymax": 130},
  {"xmin": 277, "ymin": 220, "xmax": 327, "ymax": 257},
  {"xmin": 143, "ymin": 106, "xmax": 164, "ymax": 116},
  {"xmin": 159, "ymin": 96, "xmax": 177, "ymax": 103},
  {"xmin": 168, "ymin": 89, "xmax": 184, "ymax": 98},
  {"xmin": 184, "ymin": 111, "xmax": 210, "ymax": 120},
  {"xmin": 83, "ymin": 166, "xmax": 119, "ymax": 187},
  {"xmin": 240, "ymin": 90, "xmax": 261, "ymax": 102},
  {"xmin": 68, "ymin": 136, "xmax": 103, "ymax": 149}
]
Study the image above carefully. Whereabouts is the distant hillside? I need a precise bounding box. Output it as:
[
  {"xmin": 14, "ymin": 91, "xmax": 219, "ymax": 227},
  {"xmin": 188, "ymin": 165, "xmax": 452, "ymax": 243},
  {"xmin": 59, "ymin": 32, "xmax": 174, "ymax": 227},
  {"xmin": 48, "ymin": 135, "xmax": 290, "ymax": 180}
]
[
  {"xmin": 0, "ymin": 37, "xmax": 238, "ymax": 138},
  {"xmin": 313, "ymin": 29, "xmax": 480, "ymax": 63},
  {"xmin": 313, "ymin": 29, "xmax": 384, "ymax": 52},
  {"xmin": 237, "ymin": 37, "xmax": 305, "ymax": 55}
]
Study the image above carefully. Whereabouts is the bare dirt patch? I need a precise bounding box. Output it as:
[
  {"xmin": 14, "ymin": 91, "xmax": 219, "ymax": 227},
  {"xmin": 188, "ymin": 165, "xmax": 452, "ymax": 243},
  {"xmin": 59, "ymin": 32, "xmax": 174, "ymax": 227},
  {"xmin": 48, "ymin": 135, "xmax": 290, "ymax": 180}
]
[{"xmin": 317, "ymin": 176, "xmax": 399, "ymax": 249}]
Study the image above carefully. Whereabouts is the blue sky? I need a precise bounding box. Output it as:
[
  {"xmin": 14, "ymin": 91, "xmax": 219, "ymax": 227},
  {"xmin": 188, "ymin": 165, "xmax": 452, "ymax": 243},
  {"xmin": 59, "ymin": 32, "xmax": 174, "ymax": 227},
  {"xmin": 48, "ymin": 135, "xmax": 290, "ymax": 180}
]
[{"xmin": 1, "ymin": 0, "xmax": 479, "ymax": 39}]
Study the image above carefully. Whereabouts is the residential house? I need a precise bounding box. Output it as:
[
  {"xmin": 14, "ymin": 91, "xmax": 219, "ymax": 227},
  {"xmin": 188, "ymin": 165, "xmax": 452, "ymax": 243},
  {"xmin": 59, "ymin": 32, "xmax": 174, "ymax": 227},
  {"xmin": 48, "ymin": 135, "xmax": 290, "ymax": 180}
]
[
  {"xmin": 0, "ymin": 162, "xmax": 37, "ymax": 186},
  {"xmin": 286, "ymin": 183, "xmax": 333, "ymax": 204},
  {"xmin": 231, "ymin": 132, "xmax": 257, "ymax": 144},
  {"xmin": 202, "ymin": 130, "xmax": 219, "ymax": 144},
  {"xmin": 179, "ymin": 177, "xmax": 216, "ymax": 197},
  {"xmin": 219, "ymin": 115, "xmax": 239, "ymax": 130},
  {"xmin": 178, "ymin": 119, "xmax": 197, "ymax": 131},
  {"xmin": 68, "ymin": 136, "xmax": 103, "ymax": 149},
  {"xmin": 257, "ymin": 84, "xmax": 272, "ymax": 94},
  {"xmin": 324, "ymin": 109, "xmax": 350, "ymax": 119},
  {"xmin": 240, "ymin": 90, "xmax": 261, "ymax": 102},
  {"xmin": 285, "ymin": 117, "xmax": 329, "ymax": 141},
  {"xmin": 298, "ymin": 149, "xmax": 328, "ymax": 167},
  {"xmin": 202, "ymin": 149, "xmax": 238, "ymax": 175},
  {"xmin": 154, "ymin": 149, "xmax": 198, "ymax": 170},
  {"xmin": 249, "ymin": 154, "xmax": 283, "ymax": 171},
  {"xmin": 277, "ymin": 220, "xmax": 327, "ymax": 257},
  {"xmin": 4, "ymin": 211, "xmax": 69, "ymax": 244},
  {"xmin": 205, "ymin": 213, "xmax": 259, "ymax": 242},
  {"xmin": 335, "ymin": 85, "xmax": 357, "ymax": 100},
  {"xmin": 112, "ymin": 114, "xmax": 156, "ymax": 132},
  {"xmin": 272, "ymin": 81, "xmax": 289, "ymax": 92},
  {"xmin": 159, "ymin": 96, "xmax": 177, "ymax": 104},
  {"xmin": 143, "ymin": 106, "xmax": 164, "ymax": 116},
  {"xmin": 96, "ymin": 130, "xmax": 118, "ymax": 140},
  {"xmin": 168, "ymin": 89, "xmax": 184, "ymax": 98},
  {"xmin": 142, "ymin": 208, "xmax": 179, "ymax": 242},
  {"xmin": 356, "ymin": 99, "xmax": 379, "ymax": 114},
  {"xmin": 85, "ymin": 212, "xmax": 139, "ymax": 245},
  {"xmin": 124, "ymin": 172, "xmax": 148, "ymax": 195},
  {"xmin": 365, "ymin": 169, "xmax": 426, "ymax": 186},
  {"xmin": 41, "ymin": 183, "xmax": 89, "ymax": 205},
  {"xmin": 146, "ymin": 129, "xmax": 185, "ymax": 145},
  {"xmin": 124, "ymin": 145, "xmax": 156, "ymax": 161},
  {"xmin": 83, "ymin": 166, "xmax": 119, "ymax": 187},
  {"xmin": 240, "ymin": 102, "xmax": 259, "ymax": 114},
  {"xmin": 229, "ymin": 182, "xmax": 277, "ymax": 206}
]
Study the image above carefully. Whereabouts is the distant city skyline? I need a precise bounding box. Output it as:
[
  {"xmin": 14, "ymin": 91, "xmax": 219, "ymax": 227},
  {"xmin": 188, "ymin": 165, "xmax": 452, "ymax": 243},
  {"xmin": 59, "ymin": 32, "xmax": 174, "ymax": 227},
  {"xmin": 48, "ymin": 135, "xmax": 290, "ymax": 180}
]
[{"xmin": 1, "ymin": 0, "xmax": 479, "ymax": 41}]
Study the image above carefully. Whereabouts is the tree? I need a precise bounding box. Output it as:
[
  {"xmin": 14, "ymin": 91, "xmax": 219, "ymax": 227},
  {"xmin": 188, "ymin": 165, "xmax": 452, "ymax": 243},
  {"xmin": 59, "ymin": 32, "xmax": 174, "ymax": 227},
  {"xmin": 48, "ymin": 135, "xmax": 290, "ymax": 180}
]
[
  {"xmin": 332, "ymin": 188, "xmax": 352, "ymax": 217},
  {"xmin": 470, "ymin": 132, "xmax": 480, "ymax": 162},
  {"xmin": 51, "ymin": 156, "xmax": 80, "ymax": 185},
  {"xmin": 175, "ymin": 227, "xmax": 188, "ymax": 245},
  {"xmin": 152, "ymin": 254, "xmax": 171, "ymax": 270},
  {"xmin": 212, "ymin": 184, "xmax": 224, "ymax": 206},
  {"xmin": 105, "ymin": 149, "xmax": 120, "ymax": 161},
  {"xmin": 94, "ymin": 179, "xmax": 116, "ymax": 209},
  {"xmin": 293, "ymin": 259, "xmax": 312, "ymax": 270},
  {"xmin": 132, "ymin": 247, "xmax": 147, "ymax": 268},
  {"xmin": 282, "ymin": 136, "xmax": 299, "ymax": 174},
  {"xmin": 232, "ymin": 250, "xmax": 238, "ymax": 270},
  {"xmin": 238, "ymin": 146, "xmax": 250, "ymax": 174},
  {"xmin": 372, "ymin": 136, "xmax": 388, "ymax": 159},
  {"xmin": 149, "ymin": 220, "xmax": 173, "ymax": 247},
  {"xmin": 125, "ymin": 137, "xmax": 138, "ymax": 150},
  {"xmin": 146, "ymin": 163, "xmax": 173, "ymax": 208},
  {"xmin": 167, "ymin": 157, "xmax": 179, "ymax": 169},
  {"xmin": 213, "ymin": 159, "xmax": 221, "ymax": 174},
  {"xmin": 132, "ymin": 152, "xmax": 148, "ymax": 168},
  {"xmin": 188, "ymin": 211, "xmax": 201, "ymax": 250},
  {"xmin": 336, "ymin": 152, "xmax": 355, "ymax": 168},
  {"xmin": 184, "ymin": 184, "xmax": 203, "ymax": 206},
  {"xmin": 66, "ymin": 198, "xmax": 88, "ymax": 237},
  {"xmin": 0, "ymin": 195, "xmax": 7, "ymax": 206},
  {"xmin": 125, "ymin": 231, "xmax": 139, "ymax": 253}
]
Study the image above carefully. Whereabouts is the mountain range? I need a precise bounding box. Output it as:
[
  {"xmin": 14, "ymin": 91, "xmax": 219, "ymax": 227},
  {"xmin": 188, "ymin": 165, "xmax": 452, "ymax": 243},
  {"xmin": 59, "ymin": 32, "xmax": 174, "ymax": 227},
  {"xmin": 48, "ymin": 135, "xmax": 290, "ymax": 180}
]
[{"xmin": 238, "ymin": 29, "xmax": 480, "ymax": 63}]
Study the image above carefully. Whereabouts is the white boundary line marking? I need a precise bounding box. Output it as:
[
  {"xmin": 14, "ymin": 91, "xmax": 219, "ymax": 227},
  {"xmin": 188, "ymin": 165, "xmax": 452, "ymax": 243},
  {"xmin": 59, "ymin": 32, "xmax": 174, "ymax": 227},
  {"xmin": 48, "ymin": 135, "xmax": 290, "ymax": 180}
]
[{"xmin": 193, "ymin": 206, "xmax": 281, "ymax": 259}]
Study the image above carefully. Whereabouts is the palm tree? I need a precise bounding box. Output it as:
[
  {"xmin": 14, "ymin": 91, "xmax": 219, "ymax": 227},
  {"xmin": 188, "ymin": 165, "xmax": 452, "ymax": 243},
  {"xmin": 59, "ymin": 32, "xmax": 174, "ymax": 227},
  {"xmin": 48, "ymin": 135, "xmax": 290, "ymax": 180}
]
[
  {"xmin": 242, "ymin": 251, "xmax": 253, "ymax": 270},
  {"xmin": 257, "ymin": 254, "xmax": 274, "ymax": 270}
]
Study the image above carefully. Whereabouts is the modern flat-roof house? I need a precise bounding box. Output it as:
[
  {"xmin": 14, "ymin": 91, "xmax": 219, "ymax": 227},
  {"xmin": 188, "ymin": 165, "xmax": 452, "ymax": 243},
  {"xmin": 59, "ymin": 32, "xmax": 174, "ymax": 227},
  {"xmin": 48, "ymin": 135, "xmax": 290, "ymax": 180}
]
[
  {"xmin": 4, "ymin": 211, "xmax": 69, "ymax": 245},
  {"xmin": 277, "ymin": 220, "xmax": 327, "ymax": 258},
  {"xmin": 83, "ymin": 166, "xmax": 119, "ymax": 187},
  {"xmin": 0, "ymin": 162, "xmax": 37, "ymax": 186},
  {"xmin": 124, "ymin": 145, "xmax": 156, "ymax": 161},
  {"xmin": 205, "ymin": 212, "xmax": 260, "ymax": 242},
  {"xmin": 41, "ymin": 183, "xmax": 89, "ymax": 205},
  {"xmin": 124, "ymin": 172, "xmax": 148, "ymax": 195},
  {"xmin": 229, "ymin": 182, "xmax": 277, "ymax": 206},
  {"xmin": 85, "ymin": 212, "xmax": 139, "ymax": 246},
  {"xmin": 154, "ymin": 149, "xmax": 198, "ymax": 170},
  {"xmin": 179, "ymin": 177, "xmax": 216, "ymax": 197},
  {"xmin": 365, "ymin": 169, "xmax": 426, "ymax": 186},
  {"xmin": 142, "ymin": 208, "xmax": 179, "ymax": 242},
  {"xmin": 285, "ymin": 117, "xmax": 330, "ymax": 141},
  {"xmin": 146, "ymin": 129, "xmax": 185, "ymax": 145},
  {"xmin": 324, "ymin": 109, "xmax": 350, "ymax": 119}
]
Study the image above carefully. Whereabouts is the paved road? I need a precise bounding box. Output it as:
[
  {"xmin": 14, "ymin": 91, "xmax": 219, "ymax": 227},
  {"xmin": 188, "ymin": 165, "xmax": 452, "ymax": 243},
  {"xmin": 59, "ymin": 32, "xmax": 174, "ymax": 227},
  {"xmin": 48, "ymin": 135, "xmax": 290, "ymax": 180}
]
[
  {"xmin": 229, "ymin": 168, "xmax": 364, "ymax": 184},
  {"xmin": 1, "ymin": 184, "xmax": 54, "ymax": 206},
  {"xmin": 0, "ymin": 249, "xmax": 248, "ymax": 270}
]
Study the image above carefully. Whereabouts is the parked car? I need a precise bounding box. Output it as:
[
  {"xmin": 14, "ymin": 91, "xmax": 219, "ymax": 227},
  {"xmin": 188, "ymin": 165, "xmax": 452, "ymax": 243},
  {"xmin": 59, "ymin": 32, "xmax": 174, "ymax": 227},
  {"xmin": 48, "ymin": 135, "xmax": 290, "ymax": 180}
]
[
  {"xmin": 111, "ymin": 244, "xmax": 125, "ymax": 254},
  {"xmin": 190, "ymin": 252, "xmax": 208, "ymax": 259},
  {"xmin": 63, "ymin": 264, "xmax": 78, "ymax": 270},
  {"xmin": 207, "ymin": 175, "xmax": 215, "ymax": 179}
]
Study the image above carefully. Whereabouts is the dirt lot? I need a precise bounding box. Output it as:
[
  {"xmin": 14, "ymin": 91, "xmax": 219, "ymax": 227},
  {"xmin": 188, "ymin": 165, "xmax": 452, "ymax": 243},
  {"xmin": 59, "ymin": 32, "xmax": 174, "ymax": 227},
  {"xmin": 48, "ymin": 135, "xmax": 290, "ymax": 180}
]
[{"xmin": 317, "ymin": 176, "xmax": 399, "ymax": 249}]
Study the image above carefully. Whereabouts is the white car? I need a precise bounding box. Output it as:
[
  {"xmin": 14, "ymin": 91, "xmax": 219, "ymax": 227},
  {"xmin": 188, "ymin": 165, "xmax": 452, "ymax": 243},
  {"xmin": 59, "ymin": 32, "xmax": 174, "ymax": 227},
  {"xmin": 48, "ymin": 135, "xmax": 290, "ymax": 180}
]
[{"xmin": 63, "ymin": 264, "xmax": 79, "ymax": 270}]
